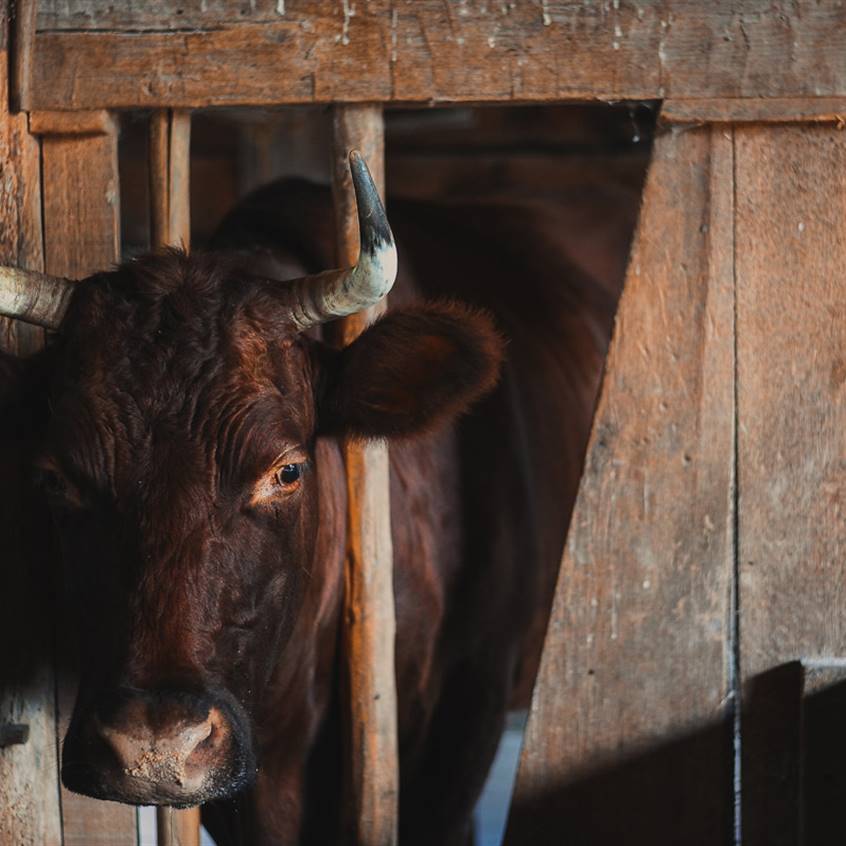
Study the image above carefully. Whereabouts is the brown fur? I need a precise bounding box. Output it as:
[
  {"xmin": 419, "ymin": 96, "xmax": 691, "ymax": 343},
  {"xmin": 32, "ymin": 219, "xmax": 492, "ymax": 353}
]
[{"xmin": 0, "ymin": 175, "xmax": 625, "ymax": 844}]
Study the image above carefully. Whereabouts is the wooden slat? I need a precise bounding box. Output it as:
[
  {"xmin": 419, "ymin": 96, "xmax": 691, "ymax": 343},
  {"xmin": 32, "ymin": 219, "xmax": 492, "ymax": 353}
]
[
  {"xmin": 663, "ymin": 97, "xmax": 846, "ymax": 125},
  {"xmin": 149, "ymin": 109, "xmax": 192, "ymax": 251},
  {"xmin": 40, "ymin": 114, "xmax": 120, "ymax": 277},
  {"xmin": 26, "ymin": 1, "xmax": 846, "ymax": 109},
  {"xmin": 0, "ymin": 3, "xmax": 62, "ymax": 843},
  {"xmin": 333, "ymin": 104, "xmax": 398, "ymax": 846},
  {"xmin": 505, "ymin": 122, "xmax": 737, "ymax": 845},
  {"xmin": 157, "ymin": 806, "xmax": 201, "ymax": 846},
  {"xmin": 38, "ymin": 112, "xmax": 137, "ymax": 846},
  {"xmin": 149, "ymin": 110, "xmax": 170, "ymax": 249},
  {"xmin": 148, "ymin": 108, "xmax": 199, "ymax": 846},
  {"xmin": 735, "ymin": 123, "xmax": 846, "ymax": 846}
]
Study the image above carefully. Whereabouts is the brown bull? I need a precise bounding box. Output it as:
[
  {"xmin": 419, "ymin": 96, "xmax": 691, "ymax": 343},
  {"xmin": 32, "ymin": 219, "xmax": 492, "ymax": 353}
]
[{"xmin": 0, "ymin": 154, "xmax": 618, "ymax": 845}]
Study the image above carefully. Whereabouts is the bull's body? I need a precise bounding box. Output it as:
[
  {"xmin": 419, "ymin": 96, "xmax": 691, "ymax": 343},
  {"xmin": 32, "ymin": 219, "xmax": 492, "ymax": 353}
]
[
  {"xmin": 0, "ymin": 172, "xmax": 621, "ymax": 845},
  {"xmin": 204, "ymin": 180, "xmax": 618, "ymax": 844}
]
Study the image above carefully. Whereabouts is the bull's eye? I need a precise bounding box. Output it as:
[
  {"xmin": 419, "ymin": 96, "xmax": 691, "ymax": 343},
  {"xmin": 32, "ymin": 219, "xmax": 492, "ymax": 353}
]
[{"xmin": 276, "ymin": 463, "xmax": 302, "ymax": 487}]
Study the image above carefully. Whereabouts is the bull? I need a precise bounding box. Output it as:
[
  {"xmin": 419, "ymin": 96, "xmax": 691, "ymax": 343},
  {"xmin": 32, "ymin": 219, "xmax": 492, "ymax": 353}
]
[{"xmin": 0, "ymin": 153, "xmax": 616, "ymax": 844}]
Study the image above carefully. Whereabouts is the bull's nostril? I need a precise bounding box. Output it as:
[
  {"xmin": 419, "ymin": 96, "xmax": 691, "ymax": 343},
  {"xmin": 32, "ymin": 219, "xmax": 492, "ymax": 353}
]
[{"xmin": 96, "ymin": 708, "xmax": 224, "ymax": 792}]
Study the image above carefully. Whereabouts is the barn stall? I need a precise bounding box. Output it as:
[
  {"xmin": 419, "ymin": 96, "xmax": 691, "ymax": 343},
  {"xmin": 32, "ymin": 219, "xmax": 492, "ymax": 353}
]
[{"xmin": 1, "ymin": 2, "xmax": 845, "ymax": 845}]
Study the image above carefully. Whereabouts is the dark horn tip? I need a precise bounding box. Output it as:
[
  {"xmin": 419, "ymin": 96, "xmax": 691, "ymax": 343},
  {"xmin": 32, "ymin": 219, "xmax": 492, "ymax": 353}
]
[{"xmin": 347, "ymin": 151, "xmax": 393, "ymax": 250}]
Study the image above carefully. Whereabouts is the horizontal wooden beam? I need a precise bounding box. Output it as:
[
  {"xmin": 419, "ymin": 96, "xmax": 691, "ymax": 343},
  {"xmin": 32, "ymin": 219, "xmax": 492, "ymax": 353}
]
[
  {"xmin": 28, "ymin": 0, "xmax": 846, "ymax": 110},
  {"xmin": 662, "ymin": 97, "xmax": 846, "ymax": 125}
]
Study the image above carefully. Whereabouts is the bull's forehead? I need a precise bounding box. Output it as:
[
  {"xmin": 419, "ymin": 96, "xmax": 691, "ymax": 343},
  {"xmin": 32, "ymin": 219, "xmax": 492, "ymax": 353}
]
[{"xmin": 45, "ymin": 252, "xmax": 315, "ymax": 497}]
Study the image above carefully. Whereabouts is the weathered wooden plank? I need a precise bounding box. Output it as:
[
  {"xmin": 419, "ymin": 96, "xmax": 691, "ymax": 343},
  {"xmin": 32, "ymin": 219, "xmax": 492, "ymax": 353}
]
[
  {"xmin": 38, "ymin": 115, "xmax": 137, "ymax": 846},
  {"xmin": 10, "ymin": 0, "xmax": 36, "ymax": 111},
  {"xmin": 27, "ymin": 1, "xmax": 846, "ymax": 109},
  {"xmin": 30, "ymin": 109, "xmax": 114, "ymax": 136},
  {"xmin": 149, "ymin": 109, "xmax": 192, "ymax": 251},
  {"xmin": 505, "ymin": 123, "xmax": 737, "ymax": 845},
  {"xmin": 735, "ymin": 123, "xmax": 846, "ymax": 846},
  {"xmin": 333, "ymin": 105, "xmax": 398, "ymax": 846},
  {"xmin": 40, "ymin": 116, "xmax": 120, "ymax": 278},
  {"xmin": 663, "ymin": 97, "xmax": 846, "ymax": 124},
  {"xmin": 0, "ymin": 4, "xmax": 63, "ymax": 844},
  {"xmin": 149, "ymin": 109, "xmax": 170, "ymax": 249},
  {"xmin": 157, "ymin": 806, "xmax": 201, "ymax": 846}
]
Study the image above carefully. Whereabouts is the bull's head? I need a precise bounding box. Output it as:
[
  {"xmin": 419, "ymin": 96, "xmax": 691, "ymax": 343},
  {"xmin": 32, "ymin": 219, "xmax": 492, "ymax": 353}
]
[{"xmin": 0, "ymin": 154, "xmax": 502, "ymax": 808}]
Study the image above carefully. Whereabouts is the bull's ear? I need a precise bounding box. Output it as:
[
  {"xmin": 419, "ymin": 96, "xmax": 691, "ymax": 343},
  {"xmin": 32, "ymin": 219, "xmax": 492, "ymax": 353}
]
[{"xmin": 317, "ymin": 302, "xmax": 504, "ymax": 439}]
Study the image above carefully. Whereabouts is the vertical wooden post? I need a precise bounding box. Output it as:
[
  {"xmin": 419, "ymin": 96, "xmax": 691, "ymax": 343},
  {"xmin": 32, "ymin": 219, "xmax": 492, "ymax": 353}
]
[
  {"xmin": 735, "ymin": 123, "xmax": 846, "ymax": 846},
  {"xmin": 157, "ymin": 806, "xmax": 200, "ymax": 846},
  {"xmin": 9, "ymin": 0, "xmax": 35, "ymax": 112},
  {"xmin": 332, "ymin": 104, "xmax": 399, "ymax": 846},
  {"xmin": 0, "ymin": 4, "xmax": 63, "ymax": 843},
  {"xmin": 149, "ymin": 109, "xmax": 191, "ymax": 251},
  {"xmin": 148, "ymin": 107, "xmax": 200, "ymax": 846},
  {"xmin": 30, "ymin": 109, "xmax": 137, "ymax": 845}
]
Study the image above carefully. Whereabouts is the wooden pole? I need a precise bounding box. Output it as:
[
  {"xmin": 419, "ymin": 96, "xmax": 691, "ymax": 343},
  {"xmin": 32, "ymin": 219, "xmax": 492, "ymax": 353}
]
[
  {"xmin": 332, "ymin": 104, "xmax": 399, "ymax": 846},
  {"xmin": 148, "ymin": 107, "xmax": 200, "ymax": 846},
  {"xmin": 156, "ymin": 806, "xmax": 200, "ymax": 846},
  {"xmin": 149, "ymin": 109, "xmax": 191, "ymax": 251},
  {"xmin": 9, "ymin": 0, "xmax": 35, "ymax": 112}
]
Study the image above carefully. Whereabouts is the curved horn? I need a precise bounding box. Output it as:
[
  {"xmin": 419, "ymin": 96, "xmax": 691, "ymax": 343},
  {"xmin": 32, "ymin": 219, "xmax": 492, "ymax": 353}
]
[
  {"xmin": 288, "ymin": 150, "xmax": 397, "ymax": 330},
  {"xmin": 0, "ymin": 266, "xmax": 75, "ymax": 330}
]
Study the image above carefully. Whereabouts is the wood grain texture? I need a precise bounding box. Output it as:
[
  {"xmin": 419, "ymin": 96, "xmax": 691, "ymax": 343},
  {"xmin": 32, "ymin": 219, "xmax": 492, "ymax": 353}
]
[
  {"xmin": 41, "ymin": 117, "xmax": 120, "ymax": 279},
  {"xmin": 30, "ymin": 109, "xmax": 114, "ymax": 136},
  {"xmin": 0, "ymin": 4, "xmax": 62, "ymax": 844},
  {"xmin": 149, "ymin": 110, "xmax": 170, "ymax": 249},
  {"xmin": 505, "ymin": 123, "xmax": 737, "ymax": 846},
  {"xmin": 735, "ymin": 124, "xmax": 846, "ymax": 846},
  {"xmin": 10, "ymin": 0, "xmax": 36, "ymax": 111},
  {"xmin": 27, "ymin": 0, "xmax": 846, "ymax": 109},
  {"xmin": 39, "ymin": 115, "xmax": 137, "ymax": 846},
  {"xmin": 334, "ymin": 105, "xmax": 399, "ymax": 846},
  {"xmin": 149, "ymin": 109, "xmax": 192, "ymax": 251},
  {"xmin": 662, "ymin": 97, "xmax": 846, "ymax": 125},
  {"xmin": 157, "ymin": 806, "xmax": 201, "ymax": 846}
]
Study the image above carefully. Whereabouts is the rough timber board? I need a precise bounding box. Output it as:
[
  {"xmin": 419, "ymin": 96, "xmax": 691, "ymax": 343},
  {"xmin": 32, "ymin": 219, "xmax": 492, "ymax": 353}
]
[
  {"xmin": 28, "ymin": 1, "xmax": 846, "ymax": 109},
  {"xmin": 0, "ymin": 5, "xmax": 63, "ymax": 844},
  {"xmin": 505, "ymin": 123, "xmax": 736, "ymax": 845},
  {"xmin": 736, "ymin": 124, "xmax": 846, "ymax": 846},
  {"xmin": 41, "ymin": 120, "xmax": 120, "ymax": 279},
  {"xmin": 39, "ymin": 121, "xmax": 137, "ymax": 846}
]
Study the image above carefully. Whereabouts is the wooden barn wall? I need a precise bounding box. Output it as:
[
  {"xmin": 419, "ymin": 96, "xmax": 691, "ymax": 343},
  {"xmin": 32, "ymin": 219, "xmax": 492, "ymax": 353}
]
[
  {"xmin": 506, "ymin": 122, "xmax": 737, "ymax": 846},
  {"xmin": 27, "ymin": 1, "xmax": 846, "ymax": 109},
  {"xmin": 507, "ymin": 116, "xmax": 846, "ymax": 845},
  {"xmin": 0, "ymin": 4, "xmax": 62, "ymax": 844}
]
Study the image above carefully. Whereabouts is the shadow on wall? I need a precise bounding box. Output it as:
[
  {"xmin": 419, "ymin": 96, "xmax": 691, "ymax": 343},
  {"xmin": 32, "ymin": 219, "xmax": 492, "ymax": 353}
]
[{"xmin": 506, "ymin": 665, "xmax": 846, "ymax": 846}]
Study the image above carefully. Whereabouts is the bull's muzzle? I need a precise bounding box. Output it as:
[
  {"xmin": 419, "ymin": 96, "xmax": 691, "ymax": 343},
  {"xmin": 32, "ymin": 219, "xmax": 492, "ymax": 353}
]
[{"xmin": 62, "ymin": 687, "xmax": 254, "ymax": 806}]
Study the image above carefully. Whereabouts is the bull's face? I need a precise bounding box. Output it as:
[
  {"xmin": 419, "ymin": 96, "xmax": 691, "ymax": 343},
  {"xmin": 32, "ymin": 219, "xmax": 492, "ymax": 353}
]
[
  {"xmin": 45, "ymin": 255, "xmax": 325, "ymax": 805},
  {"xmin": 1, "ymin": 159, "xmax": 502, "ymax": 808}
]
